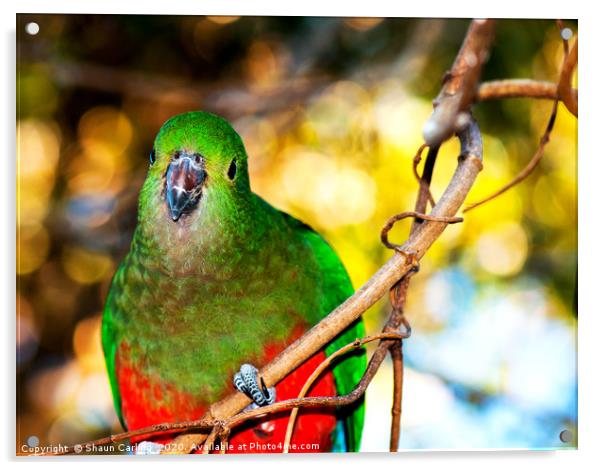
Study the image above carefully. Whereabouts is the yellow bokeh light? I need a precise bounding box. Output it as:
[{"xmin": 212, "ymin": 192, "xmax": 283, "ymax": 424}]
[
  {"xmin": 17, "ymin": 119, "xmax": 61, "ymax": 225},
  {"xmin": 27, "ymin": 361, "xmax": 82, "ymax": 413},
  {"xmin": 307, "ymin": 81, "xmax": 372, "ymax": 143},
  {"xmin": 245, "ymin": 41, "xmax": 289, "ymax": 90},
  {"xmin": 476, "ymin": 222, "xmax": 529, "ymax": 276},
  {"xmin": 73, "ymin": 315, "xmax": 105, "ymax": 373},
  {"xmin": 67, "ymin": 150, "xmax": 123, "ymax": 196},
  {"xmin": 78, "ymin": 106, "xmax": 133, "ymax": 157},
  {"xmin": 280, "ymin": 149, "xmax": 376, "ymax": 229},
  {"xmin": 66, "ymin": 107, "xmax": 135, "ymax": 197},
  {"xmin": 62, "ymin": 247, "xmax": 114, "ymax": 284},
  {"xmin": 373, "ymin": 81, "xmax": 431, "ymax": 152},
  {"xmin": 532, "ymin": 174, "xmax": 570, "ymax": 229},
  {"xmin": 17, "ymin": 223, "xmax": 50, "ymax": 275},
  {"xmin": 235, "ymin": 116, "xmax": 278, "ymax": 174},
  {"xmin": 75, "ymin": 372, "xmax": 115, "ymax": 423}
]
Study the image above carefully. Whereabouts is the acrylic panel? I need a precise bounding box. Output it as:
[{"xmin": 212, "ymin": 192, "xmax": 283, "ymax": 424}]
[{"xmin": 16, "ymin": 15, "xmax": 577, "ymax": 455}]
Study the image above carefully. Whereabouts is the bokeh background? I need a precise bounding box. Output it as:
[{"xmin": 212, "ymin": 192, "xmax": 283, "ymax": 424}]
[{"xmin": 16, "ymin": 15, "xmax": 577, "ymax": 453}]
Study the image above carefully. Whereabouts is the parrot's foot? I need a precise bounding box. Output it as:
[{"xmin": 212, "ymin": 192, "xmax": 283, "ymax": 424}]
[
  {"xmin": 233, "ymin": 364, "xmax": 276, "ymax": 408},
  {"xmin": 135, "ymin": 441, "xmax": 164, "ymax": 455}
]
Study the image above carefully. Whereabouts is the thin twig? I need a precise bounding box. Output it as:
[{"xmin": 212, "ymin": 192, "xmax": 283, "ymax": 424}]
[
  {"xmin": 385, "ymin": 262, "xmax": 414, "ymax": 452},
  {"xmin": 413, "ymin": 145, "xmax": 440, "ymax": 229},
  {"xmin": 219, "ymin": 433, "xmax": 230, "ymax": 454},
  {"xmin": 389, "ymin": 342, "xmax": 404, "ymax": 452},
  {"xmin": 464, "ymin": 100, "xmax": 558, "ymax": 212},
  {"xmin": 282, "ymin": 332, "xmax": 410, "ymax": 453},
  {"xmin": 464, "ymin": 23, "xmax": 575, "ymax": 213},
  {"xmin": 412, "ymin": 144, "xmax": 436, "ymax": 208},
  {"xmin": 381, "ymin": 211, "xmax": 464, "ymax": 252}
]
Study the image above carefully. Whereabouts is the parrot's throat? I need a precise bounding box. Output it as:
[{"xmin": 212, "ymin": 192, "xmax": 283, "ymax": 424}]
[{"xmin": 138, "ymin": 191, "xmax": 264, "ymax": 278}]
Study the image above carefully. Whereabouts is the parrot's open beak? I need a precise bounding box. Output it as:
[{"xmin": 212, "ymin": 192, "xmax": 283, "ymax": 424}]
[{"xmin": 165, "ymin": 153, "xmax": 206, "ymax": 221}]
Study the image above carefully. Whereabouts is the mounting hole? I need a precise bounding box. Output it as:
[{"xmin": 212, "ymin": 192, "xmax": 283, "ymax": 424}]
[
  {"xmin": 25, "ymin": 22, "xmax": 40, "ymax": 36},
  {"xmin": 561, "ymin": 27, "xmax": 573, "ymax": 41},
  {"xmin": 559, "ymin": 429, "xmax": 573, "ymax": 443}
]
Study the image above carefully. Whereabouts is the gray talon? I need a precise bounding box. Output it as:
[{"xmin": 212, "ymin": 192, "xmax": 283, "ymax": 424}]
[{"xmin": 233, "ymin": 363, "xmax": 276, "ymax": 407}]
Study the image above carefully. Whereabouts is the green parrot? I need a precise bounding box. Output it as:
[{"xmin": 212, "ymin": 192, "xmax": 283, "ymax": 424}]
[{"xmin": 101, "ymin": 111, "xmax": 366, "ymax": 454}]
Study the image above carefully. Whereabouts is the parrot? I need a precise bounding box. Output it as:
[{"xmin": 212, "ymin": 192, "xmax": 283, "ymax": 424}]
[{"xmin": 101, "ymin": 111, "xmax": 367, "ymax": 454}]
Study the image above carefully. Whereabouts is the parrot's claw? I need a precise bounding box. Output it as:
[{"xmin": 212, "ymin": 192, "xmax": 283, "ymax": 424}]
[
  {"xmin": 233, "ymin": 363, "xmax": 276, "ymax": 407},
  {"xmin": 135, "ymin": 441, "xmax": 164, "ymax": 455}
]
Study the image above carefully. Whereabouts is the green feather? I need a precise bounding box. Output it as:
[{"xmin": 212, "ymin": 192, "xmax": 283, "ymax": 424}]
[{"xmin": 101, "ymin": 288, "xmax": 126, "ymax": 429}]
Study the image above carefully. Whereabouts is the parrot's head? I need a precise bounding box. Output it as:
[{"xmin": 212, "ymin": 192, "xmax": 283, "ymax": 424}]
[{"xmin": 139, "ymin": 111, "xmax": 251, "ymax": 226}]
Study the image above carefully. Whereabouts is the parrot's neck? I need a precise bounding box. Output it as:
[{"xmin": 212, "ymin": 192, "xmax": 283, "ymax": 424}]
[{"xmin": 132, "ymin": 190, "xmax": 284, "ymax": 279}]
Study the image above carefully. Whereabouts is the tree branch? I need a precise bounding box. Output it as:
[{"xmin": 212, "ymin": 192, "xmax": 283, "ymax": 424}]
[
  {"xmin": 381, "ymin": 20, "xmax": 493, "ymax": 450},
  {"xmin": 422, "ymin": 19, "xmax": 495, "ymax": 147}
]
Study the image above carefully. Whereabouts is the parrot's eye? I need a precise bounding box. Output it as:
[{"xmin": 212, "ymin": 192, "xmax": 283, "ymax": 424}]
[
  {"xmin": 149, "ymin": 148, "xmax": 156, "ymax": 165},
  {"xmin": 227, "ymin": 159, "xmax": 237, "ymax": 181}
]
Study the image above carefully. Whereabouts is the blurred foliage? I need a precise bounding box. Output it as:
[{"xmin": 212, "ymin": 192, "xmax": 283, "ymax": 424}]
[{"xmin": 16, "ymin": 15, "xmax": 577, "ymax": 453}]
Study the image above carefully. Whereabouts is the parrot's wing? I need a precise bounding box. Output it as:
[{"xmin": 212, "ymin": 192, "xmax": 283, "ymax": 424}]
[
  {"xmin": 101, "ymin": 276, "xmax": 127, "ymax": 430},
  {"xmin": 280, "ymin": 209, "xmax": 367, "ymax": 452}
]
